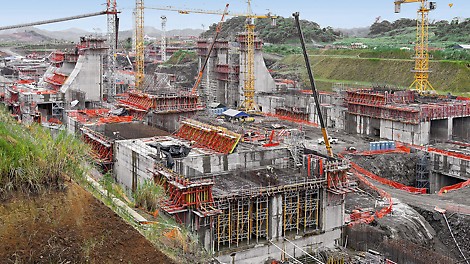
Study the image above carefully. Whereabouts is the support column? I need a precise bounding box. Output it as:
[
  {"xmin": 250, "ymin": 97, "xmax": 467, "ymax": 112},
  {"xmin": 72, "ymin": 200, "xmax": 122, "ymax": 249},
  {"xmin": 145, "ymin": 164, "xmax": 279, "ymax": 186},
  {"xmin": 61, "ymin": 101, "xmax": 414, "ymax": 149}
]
[
  {"xmin": 447, "ymin": 117, "xmax": 453, "ymax": 140},
  {"xmin": 269, "ymin": 194, "xmax": 283, "ymax": 240}
]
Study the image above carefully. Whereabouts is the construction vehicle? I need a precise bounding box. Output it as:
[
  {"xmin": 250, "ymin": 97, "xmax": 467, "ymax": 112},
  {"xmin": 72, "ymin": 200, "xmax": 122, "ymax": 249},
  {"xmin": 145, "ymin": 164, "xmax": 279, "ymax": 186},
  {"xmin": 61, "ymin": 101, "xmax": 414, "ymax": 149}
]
[
  {"xmin": 318, "ymin": 137, "xmax": 338, "ymax": 145},
  {"xmin": 293, "ymin": 12, "xmax": 334, "ymax": 158},
  {"xmin": 394, "ymin": 0, "xmax": 436, "ymax": 94}
]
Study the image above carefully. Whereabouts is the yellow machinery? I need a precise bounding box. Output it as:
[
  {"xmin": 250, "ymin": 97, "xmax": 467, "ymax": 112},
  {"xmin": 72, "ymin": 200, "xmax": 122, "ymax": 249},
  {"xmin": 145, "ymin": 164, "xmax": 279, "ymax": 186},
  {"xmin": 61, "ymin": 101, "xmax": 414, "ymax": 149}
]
[
  {"xmin": 135, "ymin": 0, "xmax": 145, "ymax": 89},
  {"xmin": 394, "ymin": 0, "xmax": 437, "ymax": 94},
  {"xmin": 146, "ymin": 1, "xmax": 277, "ymax": 111}
]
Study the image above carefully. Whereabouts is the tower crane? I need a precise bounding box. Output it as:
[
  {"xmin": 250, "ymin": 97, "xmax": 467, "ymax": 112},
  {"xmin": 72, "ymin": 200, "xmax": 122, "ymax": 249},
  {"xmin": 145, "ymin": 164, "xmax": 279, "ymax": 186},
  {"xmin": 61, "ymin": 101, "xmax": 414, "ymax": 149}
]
[
  {"xmin": 394, "ymin": 0, "xmax": 436, "ymax": 94},
  {"xmin": 106, "ymin": 0, "xmax": 118, "ymax": 99},
  {"xmin": 146, "ymin": 1, "xmax": 277, "ymax": 111},
  {"xmin": 135, "ymin": 0, "xmax": 145, "ymax": 90}
]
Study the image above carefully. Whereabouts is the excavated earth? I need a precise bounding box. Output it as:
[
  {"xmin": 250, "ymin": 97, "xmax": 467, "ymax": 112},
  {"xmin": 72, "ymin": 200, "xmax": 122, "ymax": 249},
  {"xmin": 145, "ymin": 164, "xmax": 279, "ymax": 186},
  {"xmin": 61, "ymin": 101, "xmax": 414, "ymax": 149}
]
[
  {"xmin": 350, "ymin": 152, "xmax": 419, "ymax": 186},
  {"xmin": 0, "ymin": 183, "xmax": 175, "ymax": 264}
]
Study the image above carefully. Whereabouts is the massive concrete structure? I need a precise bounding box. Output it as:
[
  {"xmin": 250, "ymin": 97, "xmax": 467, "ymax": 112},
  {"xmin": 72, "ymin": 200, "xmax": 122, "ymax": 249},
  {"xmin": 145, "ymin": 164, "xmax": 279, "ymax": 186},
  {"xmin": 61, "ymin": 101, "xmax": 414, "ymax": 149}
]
[
  {"xmin": 112, "ymin": 119, "xmax": 353, "ymax": 263},
  {"xmin": 197, "ymin": 33, "xmax": 276, "ymax": 108}
]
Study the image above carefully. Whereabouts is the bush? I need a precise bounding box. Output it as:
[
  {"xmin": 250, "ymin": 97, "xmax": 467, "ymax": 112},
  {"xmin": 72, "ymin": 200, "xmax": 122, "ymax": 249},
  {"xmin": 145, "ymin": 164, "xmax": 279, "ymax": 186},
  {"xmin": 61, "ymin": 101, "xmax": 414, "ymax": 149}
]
[
  {"xmin": 0, "ymin": 106, "xmax": 89, "ymax": 199},
  {"xmin": 134, "ymin": 179, "xmax": 164, "ymax": 212}
]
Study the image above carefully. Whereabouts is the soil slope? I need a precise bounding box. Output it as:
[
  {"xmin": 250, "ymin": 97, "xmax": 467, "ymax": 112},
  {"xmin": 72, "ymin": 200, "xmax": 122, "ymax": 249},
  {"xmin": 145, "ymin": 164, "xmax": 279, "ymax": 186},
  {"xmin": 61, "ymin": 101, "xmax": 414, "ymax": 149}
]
[{"xmin": 0, "ymin": 182, "xmax": 175, "ymax": 264}]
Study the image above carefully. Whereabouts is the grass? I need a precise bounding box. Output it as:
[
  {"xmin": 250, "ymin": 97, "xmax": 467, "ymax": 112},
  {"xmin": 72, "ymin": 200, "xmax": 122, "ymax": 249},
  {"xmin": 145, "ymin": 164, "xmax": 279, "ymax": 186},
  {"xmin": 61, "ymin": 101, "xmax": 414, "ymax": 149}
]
[
  {"xmin": 274, "ymin": 54, "xmax": 470, "ymax": 93},
  {"xmin": 0, "ymin": 105, "xmax": 89, "ymax": 199},
  {"xmin": 133, "ymin": 179, "xmax": 165, "ymax": 212}
]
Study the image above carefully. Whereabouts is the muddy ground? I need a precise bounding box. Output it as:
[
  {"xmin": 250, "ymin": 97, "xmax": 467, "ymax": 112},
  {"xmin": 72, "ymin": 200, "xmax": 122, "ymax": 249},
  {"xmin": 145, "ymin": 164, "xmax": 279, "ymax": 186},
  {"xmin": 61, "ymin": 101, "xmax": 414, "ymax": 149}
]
[{"xmin": 0, "ymin": 183, "xmax": 175, "ymax": 264}]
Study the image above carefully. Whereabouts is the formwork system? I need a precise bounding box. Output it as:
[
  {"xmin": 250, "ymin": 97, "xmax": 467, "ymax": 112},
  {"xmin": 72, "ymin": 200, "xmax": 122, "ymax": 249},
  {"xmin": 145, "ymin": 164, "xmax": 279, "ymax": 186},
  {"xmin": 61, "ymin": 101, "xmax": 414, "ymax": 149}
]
[
  {"xmin": 152, "ymin": 164, "xmax": 221, "ymax": 222},
  {"xmin": 175, "ymin": 118, "xmax": 242, "ymax": 154},
  {"xmin": 346, "ymin": 89, "xmax": 470, "ymax": 124},
  {"xmin": 117, "ymin": 91, "xmax": 204, "ymax": 119},
  {"xmin": 80, "ymin": 126, "xmax": 114, "ymax": 170},
  {"xmin": 275, "ymin": 106, "xmax": 309, "ymax": 122}
]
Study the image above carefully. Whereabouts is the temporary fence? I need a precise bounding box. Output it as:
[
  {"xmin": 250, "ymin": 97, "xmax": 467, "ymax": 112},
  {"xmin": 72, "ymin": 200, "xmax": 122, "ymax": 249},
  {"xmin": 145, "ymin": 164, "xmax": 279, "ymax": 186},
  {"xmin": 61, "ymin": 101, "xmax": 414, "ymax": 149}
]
[
  {"xmin": 348, "ymin": 168, "xmax": 392, "ymax": 226},
  {"xmin": 438, "ymin": 179, "xmax": 470, "ymax": 196},
  {"xmin": 350, "ymin": 162, "xmax": 426, "ymax": 194}
]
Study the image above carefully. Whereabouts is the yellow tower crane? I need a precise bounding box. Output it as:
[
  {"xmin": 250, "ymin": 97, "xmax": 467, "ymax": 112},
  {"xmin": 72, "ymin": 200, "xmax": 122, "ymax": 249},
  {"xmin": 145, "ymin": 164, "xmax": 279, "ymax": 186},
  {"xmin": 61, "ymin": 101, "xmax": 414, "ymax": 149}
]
[
  {"xmin": 394, "ymin": 0, "xmax": 437, "ymax": 94},
  {"xmin": 146, "ymin": 1, "xmax": 277, "ymax": 110},
  {"xmin": 135, "ymin": 0, "xmax": 145, "ymax": 90}
]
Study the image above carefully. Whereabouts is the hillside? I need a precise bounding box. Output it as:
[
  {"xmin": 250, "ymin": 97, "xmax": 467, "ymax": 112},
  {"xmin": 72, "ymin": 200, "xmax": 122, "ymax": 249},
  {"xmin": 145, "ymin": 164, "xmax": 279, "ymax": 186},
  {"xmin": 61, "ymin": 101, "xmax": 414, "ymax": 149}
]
[
  {"xmin": 271, "ymin": 53, "xmax": 470, "ymax": 94},
  {"xmin": 0, "ymin": 108, "xmax": 175, "ymax": 263},
  {"xmin": 368, "ymin": 18, "xmax": 470, "ymax": 44},
  {"xmin": 201, "ymin": 16, "xmax": 341, "ymax": 44}
]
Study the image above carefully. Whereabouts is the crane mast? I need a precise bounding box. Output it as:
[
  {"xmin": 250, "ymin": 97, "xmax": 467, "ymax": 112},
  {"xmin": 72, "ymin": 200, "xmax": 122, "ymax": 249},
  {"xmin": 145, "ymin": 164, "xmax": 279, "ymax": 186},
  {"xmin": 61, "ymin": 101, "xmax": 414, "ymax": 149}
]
[
  {"xmin": 395, "ymin": 0, "xmax": 436, "ymax": 94},
  {"xmin": 241, "ymin": 0, "xmax": 257, "ymax": 112},
  {"xmin": 160, "ymin": 16, "xmax": 167, "ymax": 62},
  {"xmin": 106, "ymin": 0, "xmax": 118, "ymax": 99},
  {"xmin": 135, "ymin": 0, "xmax": 145, "ymax": 90}
]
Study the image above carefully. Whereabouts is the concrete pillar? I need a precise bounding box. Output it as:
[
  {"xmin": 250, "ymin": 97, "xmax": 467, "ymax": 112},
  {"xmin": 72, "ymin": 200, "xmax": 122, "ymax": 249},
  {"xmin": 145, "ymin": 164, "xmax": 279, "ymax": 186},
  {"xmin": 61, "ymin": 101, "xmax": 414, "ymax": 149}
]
[
  {"xmin": 447, "ymin": 117, "xmax": 453, "ymax": 140},
  {"xmin": 269, "ymin": 194, "xmax": 283, "ymax": 240}
]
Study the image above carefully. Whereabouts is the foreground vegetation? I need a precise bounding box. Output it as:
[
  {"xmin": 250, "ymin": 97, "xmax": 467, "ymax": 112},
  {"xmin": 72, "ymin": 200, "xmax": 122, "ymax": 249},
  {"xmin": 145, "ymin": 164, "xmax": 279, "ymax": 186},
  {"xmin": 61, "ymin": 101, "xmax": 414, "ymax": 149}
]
[{"xmin": 0, "ymin": 106, "xmax": 89, "ymax": 199}]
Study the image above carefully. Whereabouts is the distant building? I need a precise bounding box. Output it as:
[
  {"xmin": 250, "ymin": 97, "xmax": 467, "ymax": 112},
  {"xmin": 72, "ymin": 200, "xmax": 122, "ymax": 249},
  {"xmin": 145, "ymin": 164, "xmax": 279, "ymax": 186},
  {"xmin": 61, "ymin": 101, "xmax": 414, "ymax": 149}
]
[{"xmin": 351, "ymin": 42, "xmax": 368, "ymax": 49}]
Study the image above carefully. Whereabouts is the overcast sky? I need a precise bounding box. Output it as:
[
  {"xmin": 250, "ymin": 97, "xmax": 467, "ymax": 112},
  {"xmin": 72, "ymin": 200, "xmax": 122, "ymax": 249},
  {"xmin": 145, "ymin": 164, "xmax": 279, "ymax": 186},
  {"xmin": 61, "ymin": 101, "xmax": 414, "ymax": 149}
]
[{"xmin": 0, "ymin": 0, "xmax": 468, "ymax": 32}]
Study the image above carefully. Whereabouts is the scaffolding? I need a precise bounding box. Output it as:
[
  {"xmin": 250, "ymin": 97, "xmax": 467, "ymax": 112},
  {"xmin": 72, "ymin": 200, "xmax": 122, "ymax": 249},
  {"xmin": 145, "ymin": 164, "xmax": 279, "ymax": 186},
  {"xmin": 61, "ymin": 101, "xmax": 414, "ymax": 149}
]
[
  {"xmin": 152, "ymin": 164, "xmax": 221, "ymax": 220},
  {"xmin": 416, "ymin": 151, "xmax": 430, "ymax": 190},
  {"xmin": 117, "ymin": 91, "xmax": 204, "ymax": 119},
  {"xmin": 284, "ymin": 129, "xmax": 305, "ymax": 169}
]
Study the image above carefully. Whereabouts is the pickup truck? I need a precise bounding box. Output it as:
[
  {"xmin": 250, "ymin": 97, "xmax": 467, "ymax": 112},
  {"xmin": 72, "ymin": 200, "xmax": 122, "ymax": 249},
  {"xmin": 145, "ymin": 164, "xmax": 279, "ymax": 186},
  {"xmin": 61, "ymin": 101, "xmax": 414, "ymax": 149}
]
[{"xmin": 317, "ymin": 136, "xmax": 338, "ymax": 145}]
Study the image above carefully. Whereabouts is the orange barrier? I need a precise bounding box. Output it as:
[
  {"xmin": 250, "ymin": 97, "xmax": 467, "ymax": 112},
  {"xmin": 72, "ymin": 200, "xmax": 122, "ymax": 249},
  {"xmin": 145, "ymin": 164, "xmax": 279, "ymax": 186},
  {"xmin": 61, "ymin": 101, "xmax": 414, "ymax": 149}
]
[
  {"xmin": 348, "ymin": 168, "xmax": 392, "ymax": 226},
  {"xmin": 438, "ymin": 179, "xmax": 470, "ymax": 196},
  {"xmin": 350, "ymin": 162, "xmax": 426, "ymax": 194},
  {"xmin": 427, "ymin": 147, "xmax": 470, "ymax": 162}
]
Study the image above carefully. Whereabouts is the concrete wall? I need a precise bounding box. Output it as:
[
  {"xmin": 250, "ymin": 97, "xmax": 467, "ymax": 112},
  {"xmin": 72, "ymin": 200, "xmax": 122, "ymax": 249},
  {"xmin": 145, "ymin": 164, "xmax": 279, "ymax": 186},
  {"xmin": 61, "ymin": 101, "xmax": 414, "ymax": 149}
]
[
  {"xmin": 430, "ymin": 119, "xmax": 449, "ymax": 142},
  {"xmin": 147, "ymin": 111, "xmax": 196, "ymax": 133},
  {"xmin": 347, "ymin": 115, "xmax": 431, "ymax": 145},
  {"xmin": 380, "ymin": 119, "xmax": 430, "ymax": 145},
  {"xmin": 452, "ymin": 117, "xmax": 470, "ymax": 141},
  {"xmin": 114, "ymin": 139, "xmax": 158, "ymax": 193},
  {"xmin": 255, "ymin": 95, "xmax": 285, "ymax": 113},
  {"xmin": 174, "ymin": 147, "xmax": 290, "ymax": 177},
  {"xmin": 215, "ymin": 229, "xmax": 342, "ymax": 264},
  {"xmin": 61, "ymin": 54, "xmax": 103, "ymax": 103}
]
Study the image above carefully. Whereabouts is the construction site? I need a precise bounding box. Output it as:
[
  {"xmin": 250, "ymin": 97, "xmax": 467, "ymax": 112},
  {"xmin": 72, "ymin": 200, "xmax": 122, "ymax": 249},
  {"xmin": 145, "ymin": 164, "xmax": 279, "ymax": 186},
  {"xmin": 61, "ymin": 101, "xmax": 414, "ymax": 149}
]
[{"xmin": 1, "ymin": 0, "xmax": 470, "ymax": 263}]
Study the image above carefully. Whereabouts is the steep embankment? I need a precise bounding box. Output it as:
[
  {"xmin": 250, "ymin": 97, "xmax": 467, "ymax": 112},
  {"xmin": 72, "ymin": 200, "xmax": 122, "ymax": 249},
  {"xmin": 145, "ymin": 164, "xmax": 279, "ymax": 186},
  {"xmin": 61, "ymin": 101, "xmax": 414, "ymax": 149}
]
[
  {"xmin": 273, "ymin": 54, "xmax": 470, "ymax": 93},
  {"xmin": 0, "ymin": 183, "xmax": 174, "ymax": 263}
]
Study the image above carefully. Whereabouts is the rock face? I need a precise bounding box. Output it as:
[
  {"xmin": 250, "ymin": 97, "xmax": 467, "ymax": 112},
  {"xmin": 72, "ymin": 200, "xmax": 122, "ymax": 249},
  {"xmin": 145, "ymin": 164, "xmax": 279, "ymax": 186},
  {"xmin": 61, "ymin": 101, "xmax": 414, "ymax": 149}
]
[
  {"xmin": 351, "ymin": 153, "xmax": 419, "ymax": 186},
  {"xmin": 0, "ymin": 183, "xmax": 175, "ymax": 264}
]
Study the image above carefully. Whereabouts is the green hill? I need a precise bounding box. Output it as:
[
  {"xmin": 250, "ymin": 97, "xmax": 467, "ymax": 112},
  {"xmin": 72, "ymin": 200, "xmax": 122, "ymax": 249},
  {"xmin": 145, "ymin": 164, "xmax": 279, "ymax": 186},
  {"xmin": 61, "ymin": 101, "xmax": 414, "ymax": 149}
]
[
  {"xmin": 201, "ymin": 16, "xmax": 341, "ymax": 44},
  {"xmin": 272, "ymin": 54, "xmax": 470, "ymax": 94}
]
